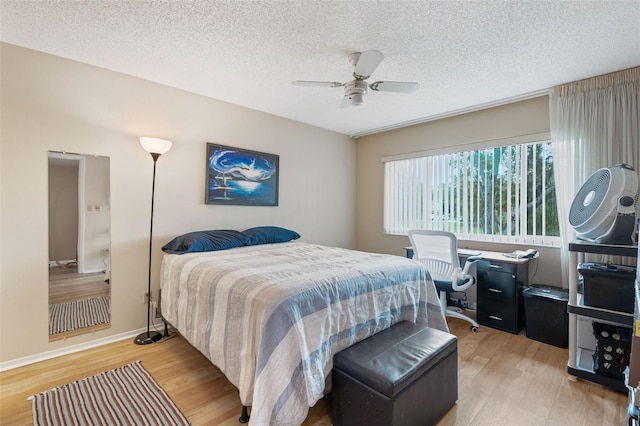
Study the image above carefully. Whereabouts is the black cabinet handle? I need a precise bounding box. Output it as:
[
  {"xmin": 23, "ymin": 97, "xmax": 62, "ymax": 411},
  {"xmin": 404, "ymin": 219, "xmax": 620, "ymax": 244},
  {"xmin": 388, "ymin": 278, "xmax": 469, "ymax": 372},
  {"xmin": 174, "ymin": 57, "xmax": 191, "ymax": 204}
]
[
  {"xmin": 489, "ymin": 315, "xmax": 503, "ymax": 321},
  {"xmin": 489, "ymin": 264, "xmax": 502, "ymax": 269},
  {"xmin": 488, "ymin": 288, "xmax": 503, "ymax": 293}
]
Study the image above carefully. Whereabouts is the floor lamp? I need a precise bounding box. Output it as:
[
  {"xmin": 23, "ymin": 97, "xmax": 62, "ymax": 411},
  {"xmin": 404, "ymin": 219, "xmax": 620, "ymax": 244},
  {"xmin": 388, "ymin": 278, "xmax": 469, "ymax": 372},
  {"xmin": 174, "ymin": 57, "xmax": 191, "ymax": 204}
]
[{"xmin": 134, "ymin": 137, "xmax": 172, "ymax": 345}]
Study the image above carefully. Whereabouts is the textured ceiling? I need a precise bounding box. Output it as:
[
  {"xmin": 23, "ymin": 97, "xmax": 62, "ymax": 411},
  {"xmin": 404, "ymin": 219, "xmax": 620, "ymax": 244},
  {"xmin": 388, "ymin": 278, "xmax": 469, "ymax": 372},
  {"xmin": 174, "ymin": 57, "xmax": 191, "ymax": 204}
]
[{"xmin": 1, "ymin": 1, "xmax": 639, "ymax": 137}]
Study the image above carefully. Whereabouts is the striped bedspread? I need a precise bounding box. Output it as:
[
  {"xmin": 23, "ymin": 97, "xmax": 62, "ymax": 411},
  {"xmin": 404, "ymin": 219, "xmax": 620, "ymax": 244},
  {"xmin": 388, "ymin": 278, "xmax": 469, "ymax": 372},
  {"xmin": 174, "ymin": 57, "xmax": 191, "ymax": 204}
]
[{"xmin": 160, "ymin": 242, "xmax": 446, "ymax": 426}]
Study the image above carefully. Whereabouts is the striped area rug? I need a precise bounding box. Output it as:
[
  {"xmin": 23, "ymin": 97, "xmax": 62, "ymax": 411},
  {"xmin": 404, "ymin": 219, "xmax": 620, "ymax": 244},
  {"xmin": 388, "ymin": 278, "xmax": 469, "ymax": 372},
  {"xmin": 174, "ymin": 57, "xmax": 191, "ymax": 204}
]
[
  {"xmin": 49, "ymin": 297, "xmax": 110, "ymax": 334},
  {"xmin": 30, "ymin": 361, "xmax": 190, "ymax": 426}
]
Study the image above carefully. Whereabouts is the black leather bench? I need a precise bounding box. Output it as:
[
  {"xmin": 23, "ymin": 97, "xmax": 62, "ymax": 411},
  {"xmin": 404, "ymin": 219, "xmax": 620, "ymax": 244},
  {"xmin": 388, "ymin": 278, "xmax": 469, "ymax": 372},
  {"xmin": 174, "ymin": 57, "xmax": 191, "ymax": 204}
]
[{"xmin": 332, "ymin": 321, "xmax": 458, "ymax": 426}]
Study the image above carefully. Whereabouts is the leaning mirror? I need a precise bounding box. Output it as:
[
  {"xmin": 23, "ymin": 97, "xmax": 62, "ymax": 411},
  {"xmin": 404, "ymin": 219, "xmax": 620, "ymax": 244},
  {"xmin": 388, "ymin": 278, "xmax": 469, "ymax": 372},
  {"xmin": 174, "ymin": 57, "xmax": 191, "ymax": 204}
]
[{"xmin": 48, "ymin": 152, "xmax": 111, "ymax": 341}]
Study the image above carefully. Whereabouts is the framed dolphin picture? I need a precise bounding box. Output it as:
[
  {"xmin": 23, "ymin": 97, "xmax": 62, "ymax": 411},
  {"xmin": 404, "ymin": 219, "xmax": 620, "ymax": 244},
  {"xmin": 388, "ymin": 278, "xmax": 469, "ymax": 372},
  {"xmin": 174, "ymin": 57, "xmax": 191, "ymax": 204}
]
[{"xmin": 205, "ymin": 143, "xmax": 279, "ymax": 206}]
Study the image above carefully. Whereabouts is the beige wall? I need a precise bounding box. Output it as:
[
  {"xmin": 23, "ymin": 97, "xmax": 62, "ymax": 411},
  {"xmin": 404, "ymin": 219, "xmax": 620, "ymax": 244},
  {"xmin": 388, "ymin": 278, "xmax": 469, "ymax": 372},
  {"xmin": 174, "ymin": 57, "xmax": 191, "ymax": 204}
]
[
  {"xmin": 0, "ymin": 43, "xmax": 565, "ymax": 365},
  {"xmin": 48, "ymin": 160, "xmax": 79, "ymax": 261},
  {"xmin": 80, "ymin": 155, "xmax": 111, "ymax": 273},
  {"xmin": 0, "ymin": 43, "xmax": 355, "ymax": 364},
  {"xmin": 354, "ymin": 96, "xmax": 563, "ymax": 286}
]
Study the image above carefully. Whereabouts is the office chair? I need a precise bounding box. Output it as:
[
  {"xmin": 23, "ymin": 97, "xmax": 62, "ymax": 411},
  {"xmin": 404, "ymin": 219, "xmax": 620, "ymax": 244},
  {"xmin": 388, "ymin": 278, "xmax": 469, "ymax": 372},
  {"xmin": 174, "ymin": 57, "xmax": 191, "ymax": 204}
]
[{"xmin": 408, "ymin": 229, "xmax": 480, "ymax": 332}]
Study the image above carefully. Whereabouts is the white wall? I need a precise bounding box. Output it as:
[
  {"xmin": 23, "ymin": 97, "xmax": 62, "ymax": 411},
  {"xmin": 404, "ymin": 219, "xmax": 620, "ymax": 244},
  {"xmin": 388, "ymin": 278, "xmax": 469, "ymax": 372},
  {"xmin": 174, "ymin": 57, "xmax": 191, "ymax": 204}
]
[
  {"xmin": 0, "ymin": 43, "xmax": 355, "ymax": 364},
  {"xmin": 354, "ymin": 96, "xmax": 563, "ymax": 286}
]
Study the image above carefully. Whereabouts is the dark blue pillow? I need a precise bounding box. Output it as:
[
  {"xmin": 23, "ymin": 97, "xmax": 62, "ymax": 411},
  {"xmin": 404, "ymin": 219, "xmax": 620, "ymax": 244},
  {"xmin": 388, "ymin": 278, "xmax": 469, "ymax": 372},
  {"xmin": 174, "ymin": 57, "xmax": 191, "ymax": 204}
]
[
  {"xmin": 243, "ymin": 226, "xmax": 300, "ymax": 246},
  {"xmin": 162, "ymin": 229, "xmax": 248, "ymax": 254}
]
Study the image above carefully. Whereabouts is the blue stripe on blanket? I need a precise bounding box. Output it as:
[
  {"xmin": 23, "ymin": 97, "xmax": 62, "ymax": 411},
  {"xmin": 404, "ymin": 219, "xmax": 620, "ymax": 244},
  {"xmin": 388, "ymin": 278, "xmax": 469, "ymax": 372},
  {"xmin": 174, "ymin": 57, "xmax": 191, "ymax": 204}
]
[
  {"xmin": 269, "ymin": 308, "xmax": 418, "ymax": 421},
  {"xmin": 255, "ymin": 261, "xmax": 430, "ymax": 376}
]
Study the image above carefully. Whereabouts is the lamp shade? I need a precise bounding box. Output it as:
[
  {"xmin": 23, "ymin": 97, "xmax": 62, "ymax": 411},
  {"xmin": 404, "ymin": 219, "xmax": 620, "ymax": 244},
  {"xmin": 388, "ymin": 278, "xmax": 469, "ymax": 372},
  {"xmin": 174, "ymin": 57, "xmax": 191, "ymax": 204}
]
[{"xmin": 139, "ymin": 137, "xmax": 172, "ymax": 155}]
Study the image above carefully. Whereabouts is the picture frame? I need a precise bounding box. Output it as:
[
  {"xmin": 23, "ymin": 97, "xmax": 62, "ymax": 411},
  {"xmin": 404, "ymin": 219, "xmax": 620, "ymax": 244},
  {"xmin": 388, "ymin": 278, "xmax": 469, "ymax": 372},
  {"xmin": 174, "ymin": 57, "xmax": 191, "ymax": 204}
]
[{"xmin": 205, "ymin": 143, "xmax": 279, "ymax": 206}]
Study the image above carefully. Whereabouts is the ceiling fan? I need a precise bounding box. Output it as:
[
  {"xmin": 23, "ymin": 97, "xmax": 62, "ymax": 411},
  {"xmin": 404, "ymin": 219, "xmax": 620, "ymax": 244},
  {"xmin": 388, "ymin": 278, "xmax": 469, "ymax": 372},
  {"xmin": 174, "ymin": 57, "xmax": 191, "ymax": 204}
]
[{"xmin": 292, "ymin": 50, "xmax": 420, "ymax": 107}]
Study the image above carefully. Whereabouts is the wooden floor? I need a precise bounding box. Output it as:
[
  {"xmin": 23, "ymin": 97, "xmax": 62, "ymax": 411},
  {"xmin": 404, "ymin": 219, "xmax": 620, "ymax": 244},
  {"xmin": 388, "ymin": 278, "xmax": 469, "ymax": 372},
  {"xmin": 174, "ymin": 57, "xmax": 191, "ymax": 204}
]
[
  {"xmin": 0, "ymin": 317, "xmax": 628, "ymax": 425},
  {"xmin": 48, "ymin": 265, "xmax": 111, "ymax": 341},
  {"xmin": 49, "ymin": 265, "xmax": 110, "ymax": 305}
]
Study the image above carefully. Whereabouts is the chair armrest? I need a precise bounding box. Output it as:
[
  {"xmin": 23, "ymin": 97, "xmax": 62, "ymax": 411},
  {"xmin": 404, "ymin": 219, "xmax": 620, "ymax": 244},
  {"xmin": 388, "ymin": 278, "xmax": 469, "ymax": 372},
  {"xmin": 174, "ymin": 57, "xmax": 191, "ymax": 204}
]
[
  {"xmin": 452, "ymin": 255, "xmax": 480, "ymax": 291},
  {"xmin": 451, "ymin": 272, "xmax": 476, "ymax": 291},
  {"xmin": 461, "ymin": 255, "xmax": 481, "ymax": 275}
]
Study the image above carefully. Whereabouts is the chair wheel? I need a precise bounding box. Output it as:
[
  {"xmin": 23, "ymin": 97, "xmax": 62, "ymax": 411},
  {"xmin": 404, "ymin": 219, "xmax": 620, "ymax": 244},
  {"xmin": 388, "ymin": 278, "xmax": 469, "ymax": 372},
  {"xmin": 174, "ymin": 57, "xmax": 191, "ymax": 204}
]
[{"xmin": 470, "ymin": 326, "xmax": 479, "ymax": 332}]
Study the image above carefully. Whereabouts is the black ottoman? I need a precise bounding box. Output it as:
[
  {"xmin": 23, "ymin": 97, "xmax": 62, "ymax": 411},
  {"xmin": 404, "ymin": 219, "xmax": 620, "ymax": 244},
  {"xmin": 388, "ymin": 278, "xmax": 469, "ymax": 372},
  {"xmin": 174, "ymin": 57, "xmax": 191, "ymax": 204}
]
[{"xmin": 332, "ymin": 321, "xmax": 458, "ymax": 426}]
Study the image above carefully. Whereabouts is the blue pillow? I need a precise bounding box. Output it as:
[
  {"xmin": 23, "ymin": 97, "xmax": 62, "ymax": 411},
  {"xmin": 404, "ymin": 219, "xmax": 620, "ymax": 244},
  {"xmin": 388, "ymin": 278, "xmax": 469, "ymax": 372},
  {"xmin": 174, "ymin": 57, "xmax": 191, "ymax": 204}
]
[
  {"xmin": 243, "ymin": 226, "xmax": 301, "ymax": 246},
  {"xmin": 162, "ymin": 229, "xmax": 248, "ymax": 254}
]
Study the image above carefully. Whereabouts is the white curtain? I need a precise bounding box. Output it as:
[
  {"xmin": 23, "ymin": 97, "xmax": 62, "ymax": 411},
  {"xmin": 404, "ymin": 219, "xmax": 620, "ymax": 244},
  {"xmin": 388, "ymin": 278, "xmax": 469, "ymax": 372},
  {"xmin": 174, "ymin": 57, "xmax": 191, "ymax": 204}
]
[{"xmin": 550, "ymin": 67, "xmax": 640, "ymax": 288}]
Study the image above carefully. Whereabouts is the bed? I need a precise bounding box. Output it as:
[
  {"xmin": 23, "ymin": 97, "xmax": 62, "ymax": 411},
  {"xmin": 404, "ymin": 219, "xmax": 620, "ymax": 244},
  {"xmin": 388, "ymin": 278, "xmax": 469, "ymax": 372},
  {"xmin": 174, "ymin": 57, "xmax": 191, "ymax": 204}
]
[{"xmin": 160, "ymin": 231, "xmax": 447, "ymax": 426}]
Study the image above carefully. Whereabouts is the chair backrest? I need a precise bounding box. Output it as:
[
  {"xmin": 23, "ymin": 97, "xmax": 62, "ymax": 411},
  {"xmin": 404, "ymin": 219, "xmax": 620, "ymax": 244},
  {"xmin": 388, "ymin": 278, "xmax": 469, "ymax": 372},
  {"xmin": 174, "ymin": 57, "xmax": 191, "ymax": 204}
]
[{"xmin": 408, "ymin": 230, "xmax": 460, "ymax": 282}]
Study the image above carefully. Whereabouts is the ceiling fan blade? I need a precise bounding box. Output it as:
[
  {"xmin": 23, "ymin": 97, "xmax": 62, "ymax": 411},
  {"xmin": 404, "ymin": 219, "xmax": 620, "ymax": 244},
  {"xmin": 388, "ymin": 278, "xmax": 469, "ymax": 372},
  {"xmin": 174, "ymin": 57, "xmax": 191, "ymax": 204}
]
[
  {"xmin": 353, "ymin": 50, "xmax": 384, "ymax": 79},
  {"xmin": 369, "ymin": 81, "xmax": 420, "ymax": 93},
  {"xmin": 292, "ymin": 80, "xmax": 343, "ymax": 88},
  {"xmin": 339, "ymin": 96, "xmax": 351, "ymax": 108}
]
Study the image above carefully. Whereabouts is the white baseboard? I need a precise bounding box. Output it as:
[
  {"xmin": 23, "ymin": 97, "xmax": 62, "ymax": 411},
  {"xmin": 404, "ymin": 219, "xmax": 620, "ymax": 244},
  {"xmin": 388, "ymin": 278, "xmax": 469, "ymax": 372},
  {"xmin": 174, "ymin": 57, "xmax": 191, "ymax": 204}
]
[{"xmin": 0, "ymin": 327, "xmax": 147, "ymax": 372}]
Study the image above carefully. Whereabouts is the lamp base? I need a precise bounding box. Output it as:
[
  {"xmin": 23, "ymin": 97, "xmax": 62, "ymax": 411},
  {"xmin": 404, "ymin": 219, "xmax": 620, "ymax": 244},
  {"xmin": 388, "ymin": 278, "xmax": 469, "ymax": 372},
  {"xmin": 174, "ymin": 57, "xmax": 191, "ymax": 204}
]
[{"xmin": 134, "ymin": 330, "xmax": 163, "ymax": 345}]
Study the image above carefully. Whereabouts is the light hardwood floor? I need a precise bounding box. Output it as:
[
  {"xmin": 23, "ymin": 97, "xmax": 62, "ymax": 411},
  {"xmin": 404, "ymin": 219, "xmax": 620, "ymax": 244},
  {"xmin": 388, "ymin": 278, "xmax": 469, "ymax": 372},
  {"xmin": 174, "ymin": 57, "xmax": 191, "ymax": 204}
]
[
  {"xmin": 48, "ymin": 265, "xmax": 111, "ymax": 341},
  {"xmin": 49, "ymin": 265, "xmax": 110, "ymax": 305},
  {"xmin": 0, "ymin": 317, "xmax": 628, "ymax": 425}
]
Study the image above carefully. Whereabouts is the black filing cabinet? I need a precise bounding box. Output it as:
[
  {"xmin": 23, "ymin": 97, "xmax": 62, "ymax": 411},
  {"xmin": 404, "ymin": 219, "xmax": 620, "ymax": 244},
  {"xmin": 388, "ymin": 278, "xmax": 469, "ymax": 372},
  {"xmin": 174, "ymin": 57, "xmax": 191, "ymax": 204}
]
[{"xmin": 477, "ymin": 259, "xmax": 529, "ymax": 334}]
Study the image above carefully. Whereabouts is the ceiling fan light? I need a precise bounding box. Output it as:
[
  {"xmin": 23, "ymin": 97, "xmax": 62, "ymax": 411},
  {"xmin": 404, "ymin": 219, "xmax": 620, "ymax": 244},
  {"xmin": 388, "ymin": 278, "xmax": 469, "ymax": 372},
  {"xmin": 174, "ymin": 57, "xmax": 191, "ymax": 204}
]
[{"xmin": 350, "ymin": 93, "xmax": 363, "ymax": 106}]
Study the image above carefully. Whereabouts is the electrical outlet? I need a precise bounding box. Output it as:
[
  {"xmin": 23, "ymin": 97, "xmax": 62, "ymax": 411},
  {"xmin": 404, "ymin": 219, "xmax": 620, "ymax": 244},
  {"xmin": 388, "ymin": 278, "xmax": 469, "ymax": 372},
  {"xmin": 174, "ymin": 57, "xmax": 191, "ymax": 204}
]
[
  {"xmin": 152, "ymin": 301, "xmax": 162, "ymax": 319},
  {"xmin": 143, "ymin": 291, "xmax": 149, "ymax": 304},
  {"xmin": 100, "ymin": 248, "xmax": 110, "ymax": 256}
]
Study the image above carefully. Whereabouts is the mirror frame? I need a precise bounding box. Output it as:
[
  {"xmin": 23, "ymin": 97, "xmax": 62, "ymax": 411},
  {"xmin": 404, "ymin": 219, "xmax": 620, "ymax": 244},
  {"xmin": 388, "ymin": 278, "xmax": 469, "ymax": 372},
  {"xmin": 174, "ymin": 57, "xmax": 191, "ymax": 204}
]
[{"xmin": 48, "ymin": 151, "xmax": 111, "ymax": 340}]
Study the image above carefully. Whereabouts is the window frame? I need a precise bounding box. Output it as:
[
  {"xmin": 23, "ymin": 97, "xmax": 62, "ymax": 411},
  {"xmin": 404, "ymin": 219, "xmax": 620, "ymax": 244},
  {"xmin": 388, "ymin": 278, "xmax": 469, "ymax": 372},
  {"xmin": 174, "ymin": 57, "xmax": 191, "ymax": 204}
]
[{"xmin": 382, "ymin": 133, "xmax": 561, "ymax": 247}]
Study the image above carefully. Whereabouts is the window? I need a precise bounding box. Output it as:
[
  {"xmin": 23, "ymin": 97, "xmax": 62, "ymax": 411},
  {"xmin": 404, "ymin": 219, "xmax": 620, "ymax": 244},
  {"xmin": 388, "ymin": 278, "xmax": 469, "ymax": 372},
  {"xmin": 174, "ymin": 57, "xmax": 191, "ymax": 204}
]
[{"xmin": 384, "ymin": 139, "xmax": 560, "ymax": 246}]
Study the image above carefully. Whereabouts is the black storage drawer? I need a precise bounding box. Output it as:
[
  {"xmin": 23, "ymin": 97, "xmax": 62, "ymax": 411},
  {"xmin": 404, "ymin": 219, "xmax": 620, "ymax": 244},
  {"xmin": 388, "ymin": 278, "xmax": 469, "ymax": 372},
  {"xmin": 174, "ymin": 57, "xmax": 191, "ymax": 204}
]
[
  {"xmin": 478, "ymin": 259, "xmax": 518, "ymax": 275},
  {"xmin": 476, "ymin": 259, "xmax": 528, "ymax": 334},
  {"xmin": 477, "ymin": 301, "xmax": 518, "ymax": 333},
  {"xmin": 477, "ymin": 267, "xmax": 517, "ymax": 300}
]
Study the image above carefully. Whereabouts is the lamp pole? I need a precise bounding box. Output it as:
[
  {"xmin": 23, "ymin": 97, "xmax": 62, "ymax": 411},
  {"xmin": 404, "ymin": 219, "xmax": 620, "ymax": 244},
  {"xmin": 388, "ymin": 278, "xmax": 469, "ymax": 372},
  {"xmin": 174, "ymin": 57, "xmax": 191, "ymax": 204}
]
[{"xmin": 135, "ymin": 138, "xmax": 172, "ymax": 345}]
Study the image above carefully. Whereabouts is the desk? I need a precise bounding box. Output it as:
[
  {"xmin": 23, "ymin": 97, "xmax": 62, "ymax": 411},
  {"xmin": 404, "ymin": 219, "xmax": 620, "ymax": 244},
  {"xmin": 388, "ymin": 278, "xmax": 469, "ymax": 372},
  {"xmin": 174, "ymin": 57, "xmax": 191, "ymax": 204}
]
[
  {"xmin": 404, "ymin": 247, "xmax": 532, "ymax": 265},
  {"xmin": 404, "ymin": 247, "xmax": 532, "ymax": 333}
]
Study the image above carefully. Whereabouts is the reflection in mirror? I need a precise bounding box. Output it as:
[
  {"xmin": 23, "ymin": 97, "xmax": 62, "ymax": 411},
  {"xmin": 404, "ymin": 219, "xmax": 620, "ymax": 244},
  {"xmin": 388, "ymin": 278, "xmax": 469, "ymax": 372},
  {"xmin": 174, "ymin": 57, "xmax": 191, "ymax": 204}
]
[{"xmin": 48, "ymin": 152, "xmax": 111, "ymax": 341}]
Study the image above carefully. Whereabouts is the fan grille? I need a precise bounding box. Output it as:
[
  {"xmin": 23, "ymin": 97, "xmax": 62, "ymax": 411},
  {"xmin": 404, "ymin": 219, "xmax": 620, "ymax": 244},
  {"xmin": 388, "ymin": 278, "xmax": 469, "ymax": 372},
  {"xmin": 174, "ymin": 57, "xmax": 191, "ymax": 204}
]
[{"xmin": 569, "ymin": 168, "xmax": 611, "ymax": 227}]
